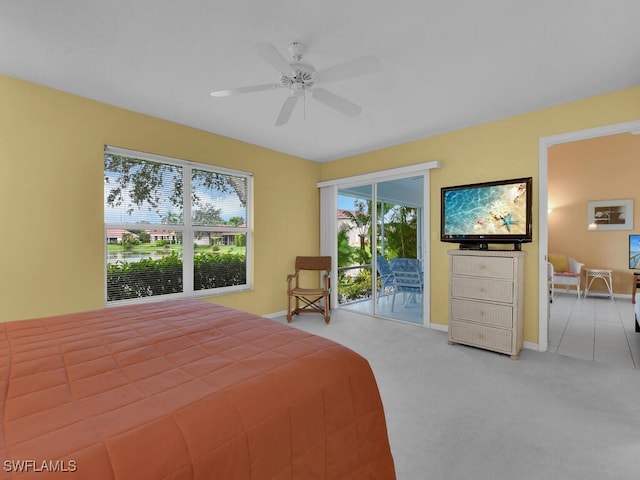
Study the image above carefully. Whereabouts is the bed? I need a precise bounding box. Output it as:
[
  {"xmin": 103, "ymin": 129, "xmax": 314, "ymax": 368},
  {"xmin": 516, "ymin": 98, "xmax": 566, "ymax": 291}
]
[{"xmin": 0, "ymin": 299, "xmax": 395, "ymax": 479}]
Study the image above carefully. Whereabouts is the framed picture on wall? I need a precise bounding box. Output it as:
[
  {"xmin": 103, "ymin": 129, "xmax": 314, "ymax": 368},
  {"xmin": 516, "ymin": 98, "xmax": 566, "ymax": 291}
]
[{"xmin": 587, "ymin": 199, "xmax": 633, "ymax": 230}]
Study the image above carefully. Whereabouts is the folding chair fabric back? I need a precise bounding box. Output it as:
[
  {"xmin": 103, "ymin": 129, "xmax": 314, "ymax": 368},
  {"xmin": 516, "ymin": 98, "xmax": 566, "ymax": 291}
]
[{"xmin": 295, "ymin": 256, "xmax": 332, "ymax": 272}]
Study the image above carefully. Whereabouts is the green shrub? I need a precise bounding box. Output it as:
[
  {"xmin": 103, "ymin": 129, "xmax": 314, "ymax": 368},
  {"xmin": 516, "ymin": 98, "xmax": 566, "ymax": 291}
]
[
  {"xmin": 107, "ymin": 252, "xmax": 246, "ymax": 301},
  {"xmin": 121, "ymin": 232, "xmax": 141, "ymax": 251},
  {"xmin": 338, "ymin": 268, "xmax": 373, "ymax": 302},
  {"xmin": 193, "ymin": 253, "xmax": 246, "ymax": 290},
  {"xmin": 107, "ymin": 251, "xmax": 182, "ymax": 301}
]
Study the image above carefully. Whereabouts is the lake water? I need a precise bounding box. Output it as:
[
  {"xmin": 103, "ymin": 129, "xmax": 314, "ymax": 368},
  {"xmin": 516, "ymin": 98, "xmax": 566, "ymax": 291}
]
[{"xmin": 107, "ymin": 251, "xmax": 181, "ymax": 264}]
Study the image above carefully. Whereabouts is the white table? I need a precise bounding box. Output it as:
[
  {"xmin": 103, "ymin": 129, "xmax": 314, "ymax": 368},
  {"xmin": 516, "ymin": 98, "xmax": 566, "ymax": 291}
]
[{"xmin": 583, "ymin": 268, "xmax": 614, "ymax": 299}]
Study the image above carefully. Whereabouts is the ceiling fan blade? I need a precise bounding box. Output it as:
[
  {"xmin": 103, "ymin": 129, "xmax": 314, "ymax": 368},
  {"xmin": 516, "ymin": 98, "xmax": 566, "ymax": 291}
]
[
  {"xmin": 315, "ymin": 55, "xmax": 381, "ymax": 84},
  {"xmin": 210, "ymin": 83, "xmax": 281, "ymax": 97},
  {"xmin": 275, "ymin": 95, "xmax": 299, "ymax": 127},
  {"xmin": 254, "ymin": 42, "xmax": 294, "ymax": 76},
  {"xmin": 311, "ymin": 88, "xmax": 362, "ymax": 117}
]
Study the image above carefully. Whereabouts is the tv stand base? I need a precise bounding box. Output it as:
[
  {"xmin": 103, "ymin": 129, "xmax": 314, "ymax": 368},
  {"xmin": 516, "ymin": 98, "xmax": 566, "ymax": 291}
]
[{"xmin": 459, "ymin": 243, "xmax": 488, "ymax": 250}]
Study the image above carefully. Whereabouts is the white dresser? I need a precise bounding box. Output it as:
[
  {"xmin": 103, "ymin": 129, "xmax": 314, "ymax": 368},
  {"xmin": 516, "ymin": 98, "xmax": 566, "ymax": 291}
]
[{"xmin": 447, "ymin": 249, "xmax": 526, "ymax": 359}]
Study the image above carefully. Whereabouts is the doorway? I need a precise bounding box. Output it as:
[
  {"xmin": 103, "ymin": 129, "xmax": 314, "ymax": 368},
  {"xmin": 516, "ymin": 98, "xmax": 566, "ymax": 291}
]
[{"xmin": 538, "ymin": 119, "xmax": 640, "ymax": 352}]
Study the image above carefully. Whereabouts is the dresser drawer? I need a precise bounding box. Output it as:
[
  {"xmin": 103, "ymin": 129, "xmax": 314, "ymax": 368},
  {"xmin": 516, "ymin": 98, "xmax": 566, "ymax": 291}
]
[
  {"xmin": 451, "ymin": 277, "xmax": 514, "ymax": 303},
  {"xmin": 449, "ymin": 319, "xmax": 513, "ymax": 354},
  {"xmin": 451, "ymin": 255, "xmax": 514, "ymax": 280},
  {"xmin": 450, "ymin": 298, "xmax": 513, "ymax": 328}
]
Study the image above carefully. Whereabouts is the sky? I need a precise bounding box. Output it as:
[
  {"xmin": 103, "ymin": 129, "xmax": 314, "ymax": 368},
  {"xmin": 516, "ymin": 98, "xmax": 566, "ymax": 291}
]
[
  {"xmin": 104, "ymin": 171, "xmax": 245, "ymax": 225},
  {"xmin": 338, "ymin": 195, "xmax": 359, "ymax": 211}
]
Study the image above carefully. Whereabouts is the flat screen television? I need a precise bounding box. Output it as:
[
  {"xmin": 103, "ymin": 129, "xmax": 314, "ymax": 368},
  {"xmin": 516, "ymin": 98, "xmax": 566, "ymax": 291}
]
[
  {"xmin": 441, "ymin": 177, "xmax": 533, "ymax": 250},
  {"xmin": 629, "ymin": 234, "xmax": 640, "ymax": 269}
]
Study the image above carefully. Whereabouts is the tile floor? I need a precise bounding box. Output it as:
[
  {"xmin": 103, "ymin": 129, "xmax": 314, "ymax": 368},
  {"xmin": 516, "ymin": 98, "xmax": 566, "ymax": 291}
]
[{"xmin": 548, "ymin": 292, "xmax": 640, "ymax": 370}]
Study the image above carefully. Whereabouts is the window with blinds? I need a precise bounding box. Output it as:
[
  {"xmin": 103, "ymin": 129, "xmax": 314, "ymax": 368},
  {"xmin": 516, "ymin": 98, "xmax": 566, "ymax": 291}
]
[{"xmin": 104, "ymin": 146, "xmax": 251, "ymax": 304}]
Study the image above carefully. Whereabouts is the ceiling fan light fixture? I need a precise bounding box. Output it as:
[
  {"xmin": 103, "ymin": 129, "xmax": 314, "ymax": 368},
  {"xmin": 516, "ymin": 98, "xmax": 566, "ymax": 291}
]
[
  {"xmin": 291, "ymin": 83, "xmax": 305, "ymax": 96},
  {"xmin": 280, "ymin": 63, "xmax": 315, "ymax": 89}
]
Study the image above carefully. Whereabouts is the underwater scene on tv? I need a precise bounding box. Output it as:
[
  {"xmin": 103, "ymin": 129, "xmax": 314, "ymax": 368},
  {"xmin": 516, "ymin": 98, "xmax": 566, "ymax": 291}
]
[{"xmin": 443, "ymin": 182, "xmax": 528, "ymax": 236}]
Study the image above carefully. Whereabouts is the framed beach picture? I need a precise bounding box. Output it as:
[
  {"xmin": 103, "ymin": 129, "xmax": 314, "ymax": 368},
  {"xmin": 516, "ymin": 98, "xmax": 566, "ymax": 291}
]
[{"xmin": 587, "ymin": 199, "xmax": 633, "ymax": 231}]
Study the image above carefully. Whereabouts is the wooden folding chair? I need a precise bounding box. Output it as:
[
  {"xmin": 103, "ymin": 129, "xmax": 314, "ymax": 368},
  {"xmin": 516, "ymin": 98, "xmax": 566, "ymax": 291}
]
[{"xmin": 287, "ymin": 256, "xmax": 331, "ymax": 324}]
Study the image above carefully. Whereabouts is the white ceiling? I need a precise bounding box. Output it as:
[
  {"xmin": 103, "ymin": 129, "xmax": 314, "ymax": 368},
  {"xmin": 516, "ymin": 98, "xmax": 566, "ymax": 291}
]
[{"xmin": 1, "ymin": 0, "xmax": 639, "ymax": 163}]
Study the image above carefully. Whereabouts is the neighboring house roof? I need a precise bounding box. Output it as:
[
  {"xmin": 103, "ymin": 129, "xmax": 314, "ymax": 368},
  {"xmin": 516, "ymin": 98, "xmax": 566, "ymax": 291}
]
[
  {"xmin": 337, "ymin": 209, "xmax": 354, "ymax": 219},
  {"xmin": 106, "ymin": 229, "xmax": 138, "ymax": 238}
]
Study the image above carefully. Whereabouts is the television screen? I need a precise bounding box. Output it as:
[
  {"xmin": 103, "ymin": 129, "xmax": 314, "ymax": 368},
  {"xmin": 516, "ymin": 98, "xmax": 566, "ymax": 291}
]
[
  {"xmin": 441, "ymin": 177, "xmax": 532, "ymax": 248},
  {"xmin": 629, "ymin": 235, "xmax": 640, "ymax": 269}
]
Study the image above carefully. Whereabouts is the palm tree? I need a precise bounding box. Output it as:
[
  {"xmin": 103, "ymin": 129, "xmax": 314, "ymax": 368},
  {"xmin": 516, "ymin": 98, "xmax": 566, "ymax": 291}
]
[
  {"xmin": 385, "ymin": 206, "xmax": 418, "ymax": 258},
  {"xmin": 344, "ymin": 200, "xmax": 372, "ymax": 264}
]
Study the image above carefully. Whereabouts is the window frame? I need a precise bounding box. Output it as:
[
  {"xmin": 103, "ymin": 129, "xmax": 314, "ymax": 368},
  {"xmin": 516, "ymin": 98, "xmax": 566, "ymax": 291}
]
[{"xmin": 104, "ymin": 145, "xmax": 252, "ymax": 306}]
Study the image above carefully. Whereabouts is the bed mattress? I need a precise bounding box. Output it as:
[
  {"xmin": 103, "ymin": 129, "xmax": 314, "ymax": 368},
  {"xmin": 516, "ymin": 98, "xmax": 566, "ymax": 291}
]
[{"xmin": 0, "ymin": 299, "xmax": 395, "ymax": 479}]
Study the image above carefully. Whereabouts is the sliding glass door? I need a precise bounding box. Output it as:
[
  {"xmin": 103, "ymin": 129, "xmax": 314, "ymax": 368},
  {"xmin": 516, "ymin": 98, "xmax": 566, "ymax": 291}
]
[
  {"xmin": 376, "ymin": 177, "xmax": 423, "ymax": 323},
  {"xmin": 336, "ymin": 176, "xmax": 424, "ymax": 324},
  {"xmin": 337, "ymin": 184, "xmax": 374, "ymax": 315}
]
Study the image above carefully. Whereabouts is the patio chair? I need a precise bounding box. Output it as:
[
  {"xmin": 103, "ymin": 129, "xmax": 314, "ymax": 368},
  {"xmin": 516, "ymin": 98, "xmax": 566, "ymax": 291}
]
[
  {"xmin": 376, "ymin": 255, "xmax": 395, "ymax": 302},
  {"xmin": 389, "ymin": 257, "xmax": 423, "ymax": 312},
  {"xmin": 287, "ymin": 256, "xmax": 332, "ymax": 324}
]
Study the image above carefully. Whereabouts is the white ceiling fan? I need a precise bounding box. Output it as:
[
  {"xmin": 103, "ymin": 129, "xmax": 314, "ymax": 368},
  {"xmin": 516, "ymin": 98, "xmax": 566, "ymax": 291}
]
[{"xmin": 210, "ymin": 42, "xmax": 381, "ymax": 127}]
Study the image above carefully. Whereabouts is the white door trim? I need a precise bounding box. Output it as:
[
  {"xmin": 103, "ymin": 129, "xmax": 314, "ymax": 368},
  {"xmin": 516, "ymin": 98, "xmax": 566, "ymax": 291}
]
[{"xmin": 538, "ymin": 119, "xmax": 640, "ymax": 350}]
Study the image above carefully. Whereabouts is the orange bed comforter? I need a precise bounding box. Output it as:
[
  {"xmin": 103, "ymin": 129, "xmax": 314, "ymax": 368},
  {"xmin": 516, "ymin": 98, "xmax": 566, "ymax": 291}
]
[{"xmin": 0, "ymin": 299, "xmax": 395, "ymax": 479}]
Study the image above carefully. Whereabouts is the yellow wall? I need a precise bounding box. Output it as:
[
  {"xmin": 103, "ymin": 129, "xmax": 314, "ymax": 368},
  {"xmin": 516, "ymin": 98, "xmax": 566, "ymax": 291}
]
[
  {"xmin": 321, "ymin": 86, "xmax": 640, "ymax": 344},
  {"xmin": 549, "ymin": 133, "xmax": 640, "ymax": 295},
  {"xmin": 3, "ymin": 70, "xmax": 640, "ymax": 345},
  {"xmin": 0, "ymin": 74, "xmax": 320, "ymax": 322}
]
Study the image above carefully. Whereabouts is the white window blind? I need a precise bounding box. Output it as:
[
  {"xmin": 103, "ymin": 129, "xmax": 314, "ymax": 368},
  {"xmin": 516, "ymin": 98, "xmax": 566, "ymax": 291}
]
[{"xmin": 104, "ymin": 146, "xmax": 252, "ymax": 304}]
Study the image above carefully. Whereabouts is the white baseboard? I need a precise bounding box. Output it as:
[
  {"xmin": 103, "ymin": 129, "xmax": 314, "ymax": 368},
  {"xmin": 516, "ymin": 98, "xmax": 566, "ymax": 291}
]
[{"xmin": 265, "ymin": 311, "xmax": 545, "ymax": 353}]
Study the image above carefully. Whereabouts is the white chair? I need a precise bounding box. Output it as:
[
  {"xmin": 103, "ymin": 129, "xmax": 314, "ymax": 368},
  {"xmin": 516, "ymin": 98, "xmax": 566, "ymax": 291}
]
[
  {"xmin": 548, "ymin": 254, "xmax": 583, "ymax": 298},
  {"xmin": 547, "ymin": 261, "xmax": 554, "ymax": 303}
]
